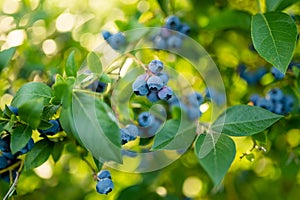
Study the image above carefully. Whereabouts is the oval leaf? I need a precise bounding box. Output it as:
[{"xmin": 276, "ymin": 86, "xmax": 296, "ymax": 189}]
[
  {"xmin": 266, "ymin": 0, "xmax": 298, "ymax": 11},
  {"xmin": 24, "ymin": 139, "xmax": 54, "ymax": 171},
  {"xmin": 251, "ymin": 12, "xmax": 298, "ymax": 74},
  {"xmin": 195, "ymin": 133, "xmax": 236, "ymax": 185},
  {"xmin": 72, "ymin": 91, "xmax": 122, "ymax": 163},
  {"xmin": 10, "ymin": 125, "xmax": 32, "ymax": 154},
  {"xmin": 11, "ymin": 82, "xmax": 52, "ymax": 107},
  {"xmin": 19, "ymin": 98, "xmax": 44, "ymax": 129},
  {"xmin": 87, "ymin": 51, "xmax": 102, "ymax": 74},
  {"xmin": 212, "ymin": 105, "xmax": 283, "ymax": 136},
  {"xmin": 66, "ymin": 50, "xmax": 77, "ymax": 77}
]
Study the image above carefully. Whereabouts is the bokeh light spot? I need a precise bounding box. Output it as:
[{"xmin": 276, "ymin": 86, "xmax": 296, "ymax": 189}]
[
  {"xmin": 42, "ymin": 39, "xmax": 58, "ymax": 55},
  {"xmin": 56, "ymin": 13, "xmax": 75, "ymax": 32},
  {"xmin": 182, "ymin": 176, "xmax": 203, "ymax": 197},
  {"xmin": 7, "ymin": 29, "xmax": 26, "ymax": 47}
]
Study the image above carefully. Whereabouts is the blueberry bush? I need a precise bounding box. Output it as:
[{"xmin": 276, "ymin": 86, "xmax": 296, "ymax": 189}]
[{"xmin": 0, "ymin": 0, "xmax": 300, "ymax": 199}]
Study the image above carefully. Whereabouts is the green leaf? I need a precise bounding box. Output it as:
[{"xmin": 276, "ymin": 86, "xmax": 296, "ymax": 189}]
[
  {"xmin": 11, "ymin": 82, "xmax": 52, "ymax": 107},
  {"xmin": 59, "ymin": 106, "xmax": 81, "ymax": 141},
  {"xmin": 51, "ymin": 141, "xmax": 65, "ymax": 162},
  {"xmin": 157, "ymin": 0, "xmax": 169, "ymax": 16},
  {"xmin": 251, "ymin": 12, "xmax": 298, "ymax": 74},
  {"xmin": 93, "ymin": 157, "xmax": 104, "ymax": 171},
  {"xmin": 206, "ymin": 10, "xmax": 251, "ymax": 31},
  {"xmin": 152, "ymin": 119, "xmax": 196, "ymax": 150},
  {"xmin": 72, "ymin": 91, "xmax": 122, "ymax": 163},
  {"xmin": 52, "ymin": 76, "xmax": 75, "ymax": 107},
  {"xmin": 212, "ymin": 105, "xmax": 283, "ymax": 136},
  {"xmin": 266, "ymin": 0, "xmax": 298, "ymax": 11},
  {"xmin": 24, "ymin": 139, "xmax": 54, "ymax": 171},
  {"xmin": 87, "ymin": 51, "xmax": 102, "ymax": 74},
  {"xmin": 65, "ymin": 51, "xmax": 77, "ymax": 77},
  {"xmin": 0, "ymin": 47, "xmax": 16, "ymax": 70},
  {"xmin": 19, "ymin": 98, "xmax": 44, "ymax": 129},
  {"xmin": 195, "ymin": 133, "xmax": 236, "ymax": 185},
  {"xmin": 10, "ymin": 125, "xmax": 32, "ymax": 154}
]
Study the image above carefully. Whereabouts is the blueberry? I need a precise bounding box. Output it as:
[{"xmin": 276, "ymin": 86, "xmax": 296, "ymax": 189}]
[
  {"xmin": 8, "ymin": 105, "xmax": 18, "ymax": 115},
  {"xmin": 96, "ymin": 178, "xmax": 114, "ymax": 195},
  {"xmin": 282, "ymin": 95, "xmax": 294, "ymax": 113},
  {"xmin": 148, "ymin": 60, "xmax": 164, "ymax": 75},
  {"xmin": 0, "ymin": 156, "xmax": 8, "ymax": 169},
  {"xmin": 2, "ymin": 151, "xmax": 15, "ymax": 160},
  {"xmin": 38, "ymin": 119, "xmax": 62, "ymax": 135},
  {"xmin": 132, "ymin": 74, "xmax": 149, "ymax": 96},
  {"xmin": 96, "ymin": 81, "xmax": 107, "ymax": 93},
  {"xmin": 266, "ymin": 88, "xmax": 284, "ymax": 102},
  {"xmin": 120, "ymin": 124, "xmax": 138, "ymax": 145},
  {"xmin": 271, "ymin": 67, "xmax": 285, "ymax": 80},
  {"xmin": 97, "ymin": 170, "xmax": 111, "ymax": 180},
  {"xmin": 159, "ymin": 27, "xmax": 172, "ymax": 38},
  {"xmin": 205, "ymin": 88, "xmax": 226, "ymax": 105},
  {"xmin": 272, "ymin": 102, "xmax": 284, "ymax": 115},
  {"xmin": 256, "ymin": 98, "xmax": 273, "ymax": 111},
  {"xmin": 165, "ymin": 15, "xmax": 181, "ymax": 30},
  {"xmin": 166, "ymin": 35, "xmax": 183, "ymax": 49},
  {"xmin": 147, "ymin": 91, "xmax": 160, "ymax": 103},
  {"xmin": 179, "ymin": 23, "xmax": 191, "ymax": 35},
  {"xmin": 153, "ymin": 35, "xmax": 167, "ymax": 50},
  {"xmin": 250, "ymin": 94, "xmax": 260, "ymax": 105},
  {"xmin": 158, "ymin": 73, "xmax": 169, "ymax": 85},
  {"xmin": 107, "ymin": 32, "xmax": 126, "ymax": 50},
  {"xmin": 240, "ymin": 68, "xmax": 267, "ymax": 85},
  {"xmin": 138, "ymin": 112, "xmax": 154, "ymax": 127},
  {"xmin": 186, "ymin": 106, "xmax": 202, "ymax": 120},
  {"xmin": 18, "ymin": 138, "xmax": 34, "ymax": 155},
  {"xmin": 187, "ymin": 92, "xmax": 203, "ymax": 107},
  {"xmin": 0, "ymin": 138, "xmax": 9, "ymax": 151},
  {"xmin": 147, "ymin": 76, "xmax": 163, "ymax": 91},
  {"xmin": 102, "ymin": 31, "xmax": 112, "ymax": 40},
  {"xmin": 158, "ymin": 86, "xmax": 173, "ymax": 101}
]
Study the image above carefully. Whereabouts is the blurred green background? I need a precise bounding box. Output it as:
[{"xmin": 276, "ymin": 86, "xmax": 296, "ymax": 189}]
[{"xmin": 1, "ymin": 0, "xmax": 300, "ymax": 199}]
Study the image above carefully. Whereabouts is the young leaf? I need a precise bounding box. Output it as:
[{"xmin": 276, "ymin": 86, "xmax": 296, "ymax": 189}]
[
  {"xmin": 87, "ymin": 51, "xmax": 102, "ymax": 74},
  {"xmin": 66, "ymin": 51, "xmax": 77, "ymax": 77},
  {"xmin": 72, "ymin": 91, "xmax": 122, "ymax": 163},
  {"xmin": 19, "ymin": 98, "xmax": 44, "ymax": 129},
  {"xmin": 195, "ymin": 133, "xmax": 236, "ymax": 185},
  {"xmin": 11, "ymin": 82, "xmax": 52, "ymax": 107},
  {"xmin": 0, "ymin": 47, "xmax": 16, "ymax": 70},
  {"xmin": 266, "ymin": 0, "xmax": 298, "ymax": 11},
  {"xmin": 152, "ymin": 119, "xmax": 196, "ymax": 150},
  {"xmin": 10, "ymin": 125, "xmax": 32, "ymax": 154},
  {"xmin": 212, "ymin": 105, "xmax": 283, "ymax": 136},
  {"xmin": 251, "ymin": 12, "xmax": 298, "ymax": 74},
  {"xmin": 24, "ymin": 139, "xmax": 54, "ymax": 171}
]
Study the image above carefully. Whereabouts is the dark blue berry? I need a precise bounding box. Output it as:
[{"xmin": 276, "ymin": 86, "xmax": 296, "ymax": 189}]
[
  {"xmin": 282, "ymin": 95, "xmax": 294, "ymax": 113},
  {"xmin": 97, "ymin": 170, "xmax": 111, "ymax": 180},
  {"xmin": 8, "ymin": 105, "xmax": 18, "ymax": 115},
  {"xmin": 158, "ymin": 73, "xmax": 169, "ymax": 85},
  {"xmin": 148, "ymin": 60, "xmax": 164, "ymax": 75},
  {"xmin": 18, "ymin": 138, "xmax": 34, "ymax": 155},
  {"xmin": 102, "ymin": 31, "xmax": 112, "ymax": 40},
  {"xmin": 187, "ymin": 92, "xmax": 203, "ymax": 107},
  {"xmin": 256, "ymin": 98, "xmax": 273, "ymax": 111},
  {"xmin": 250, "ymin": 94, "xmax": 260, "ymax": 105},
  {"xmin": 120, "ymin": 124, "xmax": 138, "ymax": 145},
  {"xmin": 132, "ymin": 74, "xmax": 149, "ymax": 96},
  {"xmin": 266, "ymin": 88, "xmax": 284, "ymax": 102},
  {"xmin": 96, "ymin": 178, "xmax": 114, "ymax": 195},
  {"xmin": 38, "ymin": 119, "xmax": 62, "ymax": 135},
  {"xmin": 153, "ymin": 36, "xmax": 167, "ymax": 50},
  {"xmin": 271, "ymin": 67, "xmax": 284, "ymax": 80},
  {"xmin": 158, "ymin": 86, "xmax": 173, "ymax": 100},
  {"xmin": 147, "ymin": 76, "xmax": 163, "ymax": 91},
  {"xmin": 186, "ymin": 106, "xmax": 202, "ymax": 120},
  {"xmin": 147, "ymin": 119, "xmax": 162, "ymax": 136},
  {"xmin": 106, "ymin": 32, "xmax": 126, "ymax": 50},
  {"xmin": 138, "ymin": 112, "xmax": 154, "ymax": 127},
  {"xmin": 167, "ymin": 35, "xmax": 183, "ymax": 49},
  {"xmin": 96, "ymin": 81, "xmax": 107, "ymax": 93},
  {"xmin": 179, "ymin": 23, "xmax": 191, "ymax": 35},
  {"xmin": 147, "ymin": 91, "xmax": 160, "ymax": 102},
  {"xmin": 0, "ymin": 156, "xmax": 8, "ymax": 169},
  {"xmin": 165, "ymin": 15, "xmax": 181, "ymax": 30}
]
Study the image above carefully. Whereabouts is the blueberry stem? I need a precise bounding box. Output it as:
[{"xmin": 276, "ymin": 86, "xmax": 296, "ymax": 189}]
[
  {"xmin": 3, "ymin": 171, "xmax": 19, "ymax": 200},
  {"xmin": 0, "ymin": 160, "xmax": 22, "ymax": 174},
  {"xmin": 126, "ymin": 53, "xmax": 147, "ymax": 70}
]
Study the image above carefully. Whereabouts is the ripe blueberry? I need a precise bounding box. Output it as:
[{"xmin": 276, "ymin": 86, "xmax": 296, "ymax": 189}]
[
  {"xmin": 138, "ymin": 112, "xmax": 154, "ymax": 127},
  {"xmin": 158, "ymin": 86, "xmax": 173, "ymax": 101},
  {"xmin": 38, "ymin": 119, "xmax": 62, "ymax": 135},
  {"xmin": 101, "ymin": 31, "xmax": 112, "ymax": 40},
  {"xmin": 132, "ymin": 74, "xmax": 149, "ymax": 96},
  {"xmin": 7, "ymin": 105, "xmax": 18, "ymax": 115},
  {"xmin": 165, "ymin": 15, "xmax": 181, "ymax": 30},
  {"xmin": 250, "ymin": 94, "xmax": 260, "ymax": 105},
  {"xmin": 167, "ymin": 35, "xmax": 183, "ymax": 49},
  {"xmin": 153, "ymin": 35, "xmax": 167, "ymax": 50},
  {"xmin": 186, "ymin": 106, "xmax": 202, "ymax": 120},
  {"xmin": 271, "ymin": 67, "xmax": 284, "ymax": 80},
  {"xmin": 96, "ymin": 178, "xmax": 114, "ymax": 195},
  {"xmin": 158, "ymin": 73, "xmax": 169, "ymax": 85},
  {"xmin": 179, "ymin": 23, "xmax": 191, "ymax": 35},
  {"xmin": 266, "ymin": 88, "xmax": 284, "ymax": 102},
  {"xmin": 187, "ymin": 92, "xmax": 203, "ymax": 107},
  {"xmin": 256, "ymin": 98, "xmax": 273, "ymax": 111},
  {"xmin": 97, "ymin": 170, "xmax": 111, "ymax": 180},
  {"xmin": 18, "ymin": 138, "xmax": 34, "ymax": 155},
  {"xmin": 147, "ymin": 76, "xmax": 163, "ymax": 91},
  {"xmin": 147, "ymin": 91, "xmax": 160, "ymax": 102},
  {"xmin": 148, "ymin": 60, "xmax": 164, "ymax": 75},
  {"xmin": 106, "ymin": 32, "xmax": 126, "ymax": 50}
]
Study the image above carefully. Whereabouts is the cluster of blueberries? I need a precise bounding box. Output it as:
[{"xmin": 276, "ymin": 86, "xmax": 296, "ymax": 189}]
[
  {"xmin": 153, "ymin": 15, "xmax": 191, "ymax": 50},
  {"xmin": 132, "ymin": 60, "xmax": 173, "ymax": 102},
  {"xmin": 101, "ymin": 31, "xmax": 126, "ymax": 51},
  {"xmin": 239, "ymin": 62, "xmax": 300, "ymax": 85},
  {"xmin": 250, "ymin": 88, "xmax": 294, "ymax": 115},
  {"xmin": 95, "ymin": 170, "xmax": 114, "ymax": 195},
  {"xmin": 0, "ymin": 106, "xmax": 34, "ymax": 182}
]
